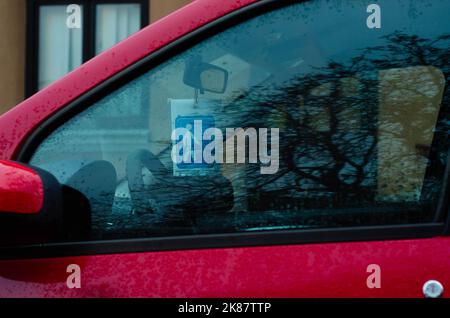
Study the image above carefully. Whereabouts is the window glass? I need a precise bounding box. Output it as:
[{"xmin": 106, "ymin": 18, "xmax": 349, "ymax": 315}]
[
  {"xmin": 30, "ymin": 0, "xmax": 450, "ymax": 241},
  {"xmin": 95, "ymin": 4, "xmax": 141, "ymax": 54},
  {"xmin": 36, "ymin": 2, "xmax": 143, "ymax": 92},
  {"xmin": 38, "ymin": 5, "xmax": 83, "ymax": 90}
]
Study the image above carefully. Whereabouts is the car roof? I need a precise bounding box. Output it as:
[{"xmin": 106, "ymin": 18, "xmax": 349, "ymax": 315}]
[{"xmin": 0, "ymin": 0, "xmax": 258, "ymax": 160}]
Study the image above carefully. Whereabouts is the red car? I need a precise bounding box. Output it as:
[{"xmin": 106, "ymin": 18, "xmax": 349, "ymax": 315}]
[{"xmin": 0, "ymin": 0, "xmax": 449, "ymax": 298}]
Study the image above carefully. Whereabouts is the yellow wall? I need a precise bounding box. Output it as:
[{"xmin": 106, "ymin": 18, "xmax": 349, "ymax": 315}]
[
  {"xmin": 0, "ymin": 0, "xmax": 192, "ymax": 115},
  {"xmin": 0, "ymin": 0, "xmax": 26, "ymax": 114},
  {"xmin": 150, "ymin": 0, "xmax": 192, "ymax": 23},
  {"xmin": 377, "ymin": 66, "xmax": 445, "ymax": 201}
]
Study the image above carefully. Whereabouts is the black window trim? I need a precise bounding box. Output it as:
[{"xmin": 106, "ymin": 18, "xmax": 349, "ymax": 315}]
[
  {"xmin": 7, "ymin": 0, "xmax": 449, "ymax": 260},
  {"xmin": 25, "ymin": 0, "xmax": 149, "ymax": 98}
]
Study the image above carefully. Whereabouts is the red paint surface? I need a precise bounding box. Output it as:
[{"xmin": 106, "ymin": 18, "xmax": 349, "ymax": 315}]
[
  {"xmin": 0, "ymin": 237, "xmax": 449, "ymax": 298},
  {"xmin": 0, "ymin": 160, "xmax": 43, "ymax": 214},
  {"xmin": 0, "ymin": 0, "xmax": 448, "ymax": 298}
]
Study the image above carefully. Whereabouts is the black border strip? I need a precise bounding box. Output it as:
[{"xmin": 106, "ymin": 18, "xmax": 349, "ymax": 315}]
[
  {"xmin": 2, "ymin": 299, "xmax": 449, "ymax": 312},
  {"xmin": 12, "ymin": 0, "xmax": 450, "ymax": 259}
]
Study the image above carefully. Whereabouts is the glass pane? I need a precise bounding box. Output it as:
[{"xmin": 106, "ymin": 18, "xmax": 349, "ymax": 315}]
[
  {"xmin": 30, "ymin": 0, "xmax": 450, "ymax": 242},
  {"xmin": 38, "ymin": 5, "xmax": 83, "ymax": 90},
  {"xmin": 95, "ymin": 4, "xmax": 141, "ymax": 54}
]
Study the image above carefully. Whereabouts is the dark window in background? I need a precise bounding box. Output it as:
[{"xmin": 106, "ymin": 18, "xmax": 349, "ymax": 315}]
[{"xmin": 26, "ymin": 0, "xmax": 149, "ymax": 96}]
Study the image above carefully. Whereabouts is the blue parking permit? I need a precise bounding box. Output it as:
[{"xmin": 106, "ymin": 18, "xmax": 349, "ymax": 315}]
[{"xmin": 175, "ymin": 115, "xmax": 215, "ymax": 170}]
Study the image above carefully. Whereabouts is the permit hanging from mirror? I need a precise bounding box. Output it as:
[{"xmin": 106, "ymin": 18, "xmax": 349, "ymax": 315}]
[{"xmin": 169, "ymin": 99, "xmax": 223, "ymax": 177}]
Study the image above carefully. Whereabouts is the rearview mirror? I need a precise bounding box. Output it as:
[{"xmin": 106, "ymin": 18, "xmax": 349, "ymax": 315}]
[{"xmin": 183, "ymin": 58, "xmax": 228, "ymax": 94}]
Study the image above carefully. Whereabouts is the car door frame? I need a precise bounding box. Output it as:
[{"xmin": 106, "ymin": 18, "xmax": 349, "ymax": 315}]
[{"xmin": 1, "ymin": 0, "xmax": 449, "ymax": 260}]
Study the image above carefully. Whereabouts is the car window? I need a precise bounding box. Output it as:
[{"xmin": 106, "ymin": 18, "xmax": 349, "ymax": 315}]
[{"xmin": 29, "ymin": 0, "xmax": 450, "ymax": 241}]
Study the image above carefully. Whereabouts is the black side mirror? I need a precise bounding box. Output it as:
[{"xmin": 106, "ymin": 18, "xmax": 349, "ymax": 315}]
[{"xmin": 183, "ymin": 57, "xmax": 228, "ymax": 94}]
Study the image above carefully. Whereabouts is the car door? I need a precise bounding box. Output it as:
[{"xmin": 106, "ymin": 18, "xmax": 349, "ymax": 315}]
[{"xmin": 1, "ymin": 0, "xmax": 450, "ymax": 298}]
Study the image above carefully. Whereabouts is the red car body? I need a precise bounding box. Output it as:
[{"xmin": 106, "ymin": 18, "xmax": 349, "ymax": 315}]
[{"xmin": 0, "ymin": 0, "xmax": 449, "ymax": 298}]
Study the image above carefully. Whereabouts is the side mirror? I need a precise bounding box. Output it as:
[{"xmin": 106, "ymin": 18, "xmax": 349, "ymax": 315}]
[
  {"xmin": 183, "ymin": 57, "xmax": 228, "ymax": 94},
  {"xmin": 0, "ymin": 160, "xmax": 90, "ymax": 247},
  {"xmin": 0, "ymin": 160, "xmax": 46, "ymax": 215}
]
